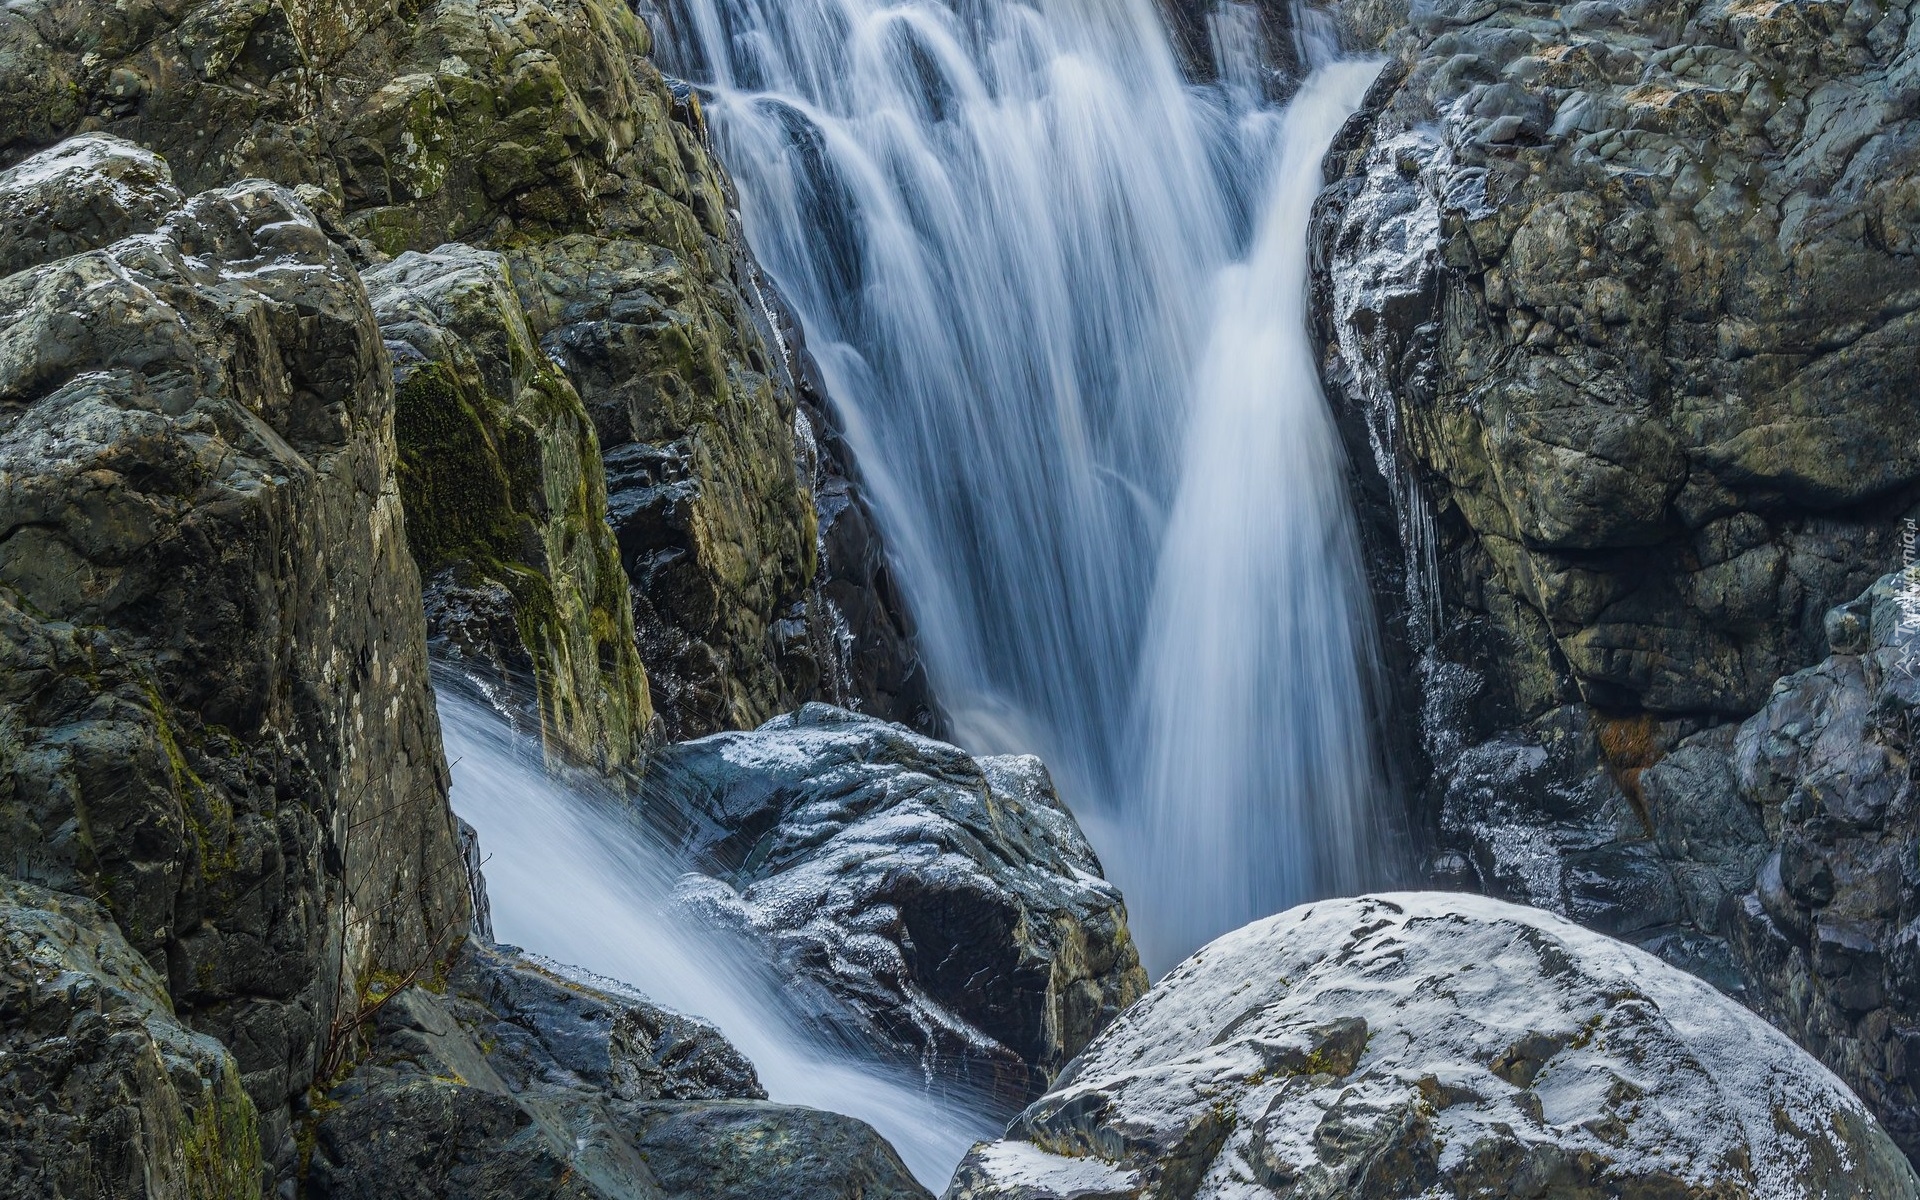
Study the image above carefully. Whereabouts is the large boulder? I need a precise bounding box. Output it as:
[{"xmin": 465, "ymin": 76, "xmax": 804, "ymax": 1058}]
[
  {"xmin": 0, "ymin": 136, "xmax": 469, "ymax": 1170},
  {"xmin": 367, "ymin": 243, "xmax": 656, "ymax": 772},
  {"xmin": 654, "ymin": 705, "xmax": 1148, "ymax": 1102},
  {"xmin": 0, "ymin": 881, "xmax": 261, "ymax": 1200},
  {"xmin": 305, "ymin": 937, "xmax": 930, "ymax": 1200},
  {"xmin": 948, "ymin": 893, "xmax": 1920, "ymax": 1199}
]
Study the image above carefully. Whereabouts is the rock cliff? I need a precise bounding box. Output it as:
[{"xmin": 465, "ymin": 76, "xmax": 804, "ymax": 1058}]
[
  {"xmin": 1312, "ymin": 0, "xmax": 1920, "ymax": 1154},
  {"xmin": 0, "ymin": 137, "xmax": 471, "ymax": 1180},
  {"xmin": 367, "ymin": 244, "xmax": 654, "ymax": 772},
  {"xmin": 948, "ymin": 893, "xmax": 1920, "ymax": 1199},
  {"xmin": 1, "ymin": 881, "xmax": 261, "ymax": 1200},
  {"xmin": 0, "ymin": 0, "xmax": 936, "ymax": 741}
]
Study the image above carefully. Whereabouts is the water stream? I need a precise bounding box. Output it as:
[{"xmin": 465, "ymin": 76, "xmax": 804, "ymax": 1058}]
[
  {"xmin": 449, "ymin": 1, "xmax": 1396, "ymax": 1188},
  {"xmin": 653, "ymin": 0, "xmax": 1395, "ymax": 966}
]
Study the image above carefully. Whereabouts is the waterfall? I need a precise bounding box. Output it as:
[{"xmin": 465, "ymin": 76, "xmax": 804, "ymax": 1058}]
[
  {"xmin": 652, "ymin": 0, "xmax": 1396, "ymax": 968},
  {"xmin": 445, "ymin": 4, "xmax": 1397, "ymax": 1188}
]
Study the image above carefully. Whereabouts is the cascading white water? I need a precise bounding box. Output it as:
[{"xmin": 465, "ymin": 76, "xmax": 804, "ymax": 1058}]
[
  {"xmin": 442, "ymin": 3, "xmax": 1395, "ymax": 1188},
  {"xmin": 439, "ymin": 685, "xmax": 999, "ymax": 1187},
  {"xmin": 651, "ymin": 0, "xmax": 1396, "ymax": 966}
]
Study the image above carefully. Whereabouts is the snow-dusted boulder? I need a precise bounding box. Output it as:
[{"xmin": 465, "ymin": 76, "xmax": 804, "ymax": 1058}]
[
  {"xmin": 651, "ymin": 704, "xmax": 1149, "ymax": 1102},
  {"xmin": 946, "ymin": 893, "xmax": 1919, "ymax": 1199}
]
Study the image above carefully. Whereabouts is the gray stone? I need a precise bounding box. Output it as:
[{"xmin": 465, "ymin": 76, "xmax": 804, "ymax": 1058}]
[
  {"xmin": 0, "ymin": 153, "xmax": 469, "ymax": 1171},
  {"xmin": 947, "ymin": 894, "xmax": 1920, "ymax": 1200},
  {"xmin": 366, "ymin": 243, "xmax": 656, "ymax": 773},
  {"xmin": 0, "ymin": 880, "xmax": 261, "ymax": 1200},
  {"xmin": 1313, "ymin": 0, "xmax": 1920, "ymax": 1156},
  {"xmin": 0, "ymin": 0, "xmax": 939, "ymax": 744},
  {"xmin": 0, "ymin": 132, "xmax": 181, "ymax": 277},
  {"xmin": 1720, "ymin": 573, "xmax": 1920, "ymax": 1155},
  {"xmin": 653, "ymin": 704, "xmax": 1149, "ymax": 1102},
  {"xmin": 304, "ymin": 938, "xmax": 930, "ymax": 1200}
]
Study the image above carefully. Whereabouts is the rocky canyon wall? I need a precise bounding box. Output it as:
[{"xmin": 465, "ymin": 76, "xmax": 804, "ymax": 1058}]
[{"xmin": 1312, "ymin": 0, "xmax": 1920, "ymax": 1154}]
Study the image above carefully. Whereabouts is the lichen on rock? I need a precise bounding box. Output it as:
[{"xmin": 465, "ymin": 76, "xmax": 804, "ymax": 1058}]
[
  {"xmin": 367, "ymin": 242, "xmax": 656, "ymax": 773},
  {"xmin": 0, "ymin": 135, "xmax": 470, "ymax": 1174},
  {"xmin": 0, "ymin": 880, "xmax": 263, "ymax": 1200},
  {"xmin": 948, "ymin": 893, "xmax": 1920, "ymax": 1199},
  {"xmin": 1311, "ymin": 0, "xmax": 1920, "ymax": 1150}
]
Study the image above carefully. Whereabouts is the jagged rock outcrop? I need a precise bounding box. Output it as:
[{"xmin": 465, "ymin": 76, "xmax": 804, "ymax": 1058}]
[
  {"xmin": 1, "ymin": 881, "xmax": 261, "ymax": 1200},
  {"xmin": 1311, "ymin": 0, "xmax": 1920, "ymax": 1146},
  {"xmin": 1598, "ymin": 571, "xmax": 1920, "ymax": 1155},
  {"xmin": 1319, "ymin": 0, "xmax": 1918, "ymax": 739},
  {"xmin": 947, "ymin": 893, "xmax": 1920, "ymax": 1200},
  {"xmin": 306, "ymin": 937, "xmax": 930, "ymax": 1199},
  {"xmin": 367, "ymin": 244, "xmax": 655, "ymax": 772},
  {"xmin": 0, "ymin": 0, "xmax": 936, "ymax": 740},
  {"xmin": 654, "ymin": 705, "xmax": 1147, "ymax": 1102},
  {"xmin": 0, "ymin": 137, "xmax": 470, "ymax": 1176},
  {"xmin": 506, "ymin": 226, "xmax": 817, "ymax": 739}
]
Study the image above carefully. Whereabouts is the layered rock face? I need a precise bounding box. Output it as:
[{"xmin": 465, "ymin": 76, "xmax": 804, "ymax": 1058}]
[
  {"xmin": 948, "ymin": 893, "xmax": 1920, "ymax": 1199},
  {"xmin": 1634, "ymin": 571, "xmax": 1920, "ymax": 1154},
  {"xmin": 0, "ymin": 0, "xmax": 935, "ymax": 741},
  {"xmin": 306, "ymin": 938, "xmax": 931, "ymax": 1200},
  {"xmin": 1319, "ymin": 0, "xmax": 1919, "ymax": 739},
  {"xmin": 1, "ymin": 881, "xmax": 260, "ymax": 1200},
  {"xmin": 367, "ymin": 245, "xmax": 655, "ymax": 771},
  {"xmin": 0, "ymin": 138, "xmax": 470, "ymax": 1176},
  {"xmin": 655, "ymin": 705, "xmax": 1148, "ymax": 1102},
  {"xmin": 1312, "ymin": 0, "xmax": 1920, "ymax": 1152}
]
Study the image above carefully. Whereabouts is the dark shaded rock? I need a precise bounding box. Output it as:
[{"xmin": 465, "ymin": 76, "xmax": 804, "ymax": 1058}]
[
  {"xmin": 652, "ymin": 704, "xmax": 1148, "ymax": 1103},
  {"xmin": 305, "ymin": 938, "xmax": 930, "ymax": 1200},
  {"xmin": 1314, "ymin": 0, "xmax": 1920, "ymax": 783},
  {"xmin": 509, "ymin": 230, "xmax": 818, "ymax": 739},
  {"xmin": 367, "ymin": 243, "xmax": 655, "ymax": 772},
  {"xmin": 0, "ymin": 132, "xmax": 181, "ymax": 276},
  {"xmin": 1707, "ymin": 572, "xmax": 1920, "ymax": 1157},
  {"xmin": 947, "ymin": 894, "xmax": 1920, "ymax": 1199},
  {"xmin": 0, "ymin": 138, "xmax": 469, "ymax": 1172},
  {"xmin": 622, "ymin": 1102, "xmax": 934, "ymax": 1200},
  {"xmin": 0, "ymin": 880, "xmax": 261, "ymax": 1200}
]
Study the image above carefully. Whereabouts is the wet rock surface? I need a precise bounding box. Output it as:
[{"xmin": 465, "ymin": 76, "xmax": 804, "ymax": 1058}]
[
  {"xmin": 1319, "ymin": 0, "xmax": 1918, "ymax": 730},
  {"xmin": 947, "ymin": 893, "xmax": 1920, "ymax": 1200},
  {"xmin": 0, "ymin": 0, "xmax": 938, "ymax": 741},
  {"xmin": 0, "ymin": 137, "xmax": 470, "ymax": 1172},
  {"xmin": 1641, "ymin": 572, "xmax": 1920, "ymax": 1156},
  {"xmin": 367, "ymin": 243, "xmax": 655, "ymax": 772},
  {"xmin": 0, "ymin": 880, "xmax": 261, "ymax": 1200},
  {"xmin": 1312, "ymin": 0, "xmax": 1920, "ymax": 1151},
  {"xmin": 306, "ymin": 937, "xmax": 931, "ymax": 1200},
  {"xmin": 653, "ymin": 704, "xmax": 1148, "ymax": 1102}
]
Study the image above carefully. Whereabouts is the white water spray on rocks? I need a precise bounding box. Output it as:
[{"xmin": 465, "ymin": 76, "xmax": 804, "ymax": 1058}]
[
  {"xmin": 654, "ymin": 0, "xmax": 1395, "ymax": 966},
  {"xmin": 440, "ymin": 686, "xmax": 998, "ymax": 1187}
]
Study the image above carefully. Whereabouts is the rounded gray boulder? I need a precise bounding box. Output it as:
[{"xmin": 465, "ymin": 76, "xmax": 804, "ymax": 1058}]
[{"xmin": 949, "ymin": 893, "xmax": 1919, "ymax": 1199}]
